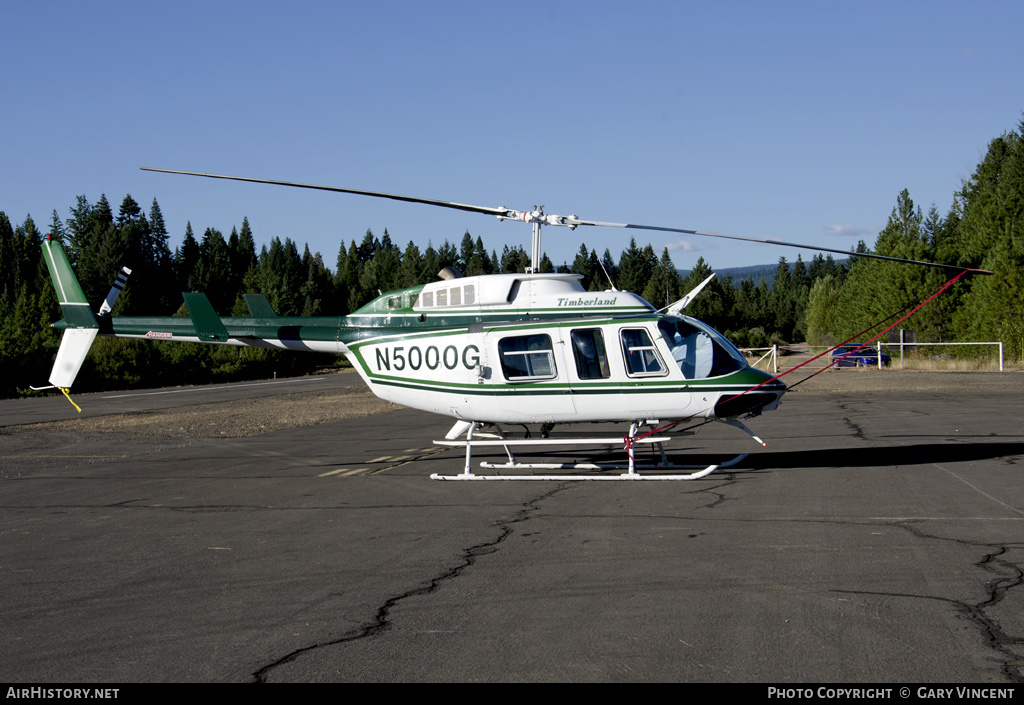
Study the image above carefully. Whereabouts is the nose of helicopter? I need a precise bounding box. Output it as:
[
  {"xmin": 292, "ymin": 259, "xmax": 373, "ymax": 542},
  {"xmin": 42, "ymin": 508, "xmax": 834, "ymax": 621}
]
[{"xmin": 713, "ymin": 369, "xmax": 787, "ymax": 419}]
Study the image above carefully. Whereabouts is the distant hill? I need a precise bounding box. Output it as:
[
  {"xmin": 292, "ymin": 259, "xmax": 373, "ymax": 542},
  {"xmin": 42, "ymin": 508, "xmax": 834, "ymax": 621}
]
[{"xmin": 678, "ymin": 259, "xmax": 849, "ymax": 288}]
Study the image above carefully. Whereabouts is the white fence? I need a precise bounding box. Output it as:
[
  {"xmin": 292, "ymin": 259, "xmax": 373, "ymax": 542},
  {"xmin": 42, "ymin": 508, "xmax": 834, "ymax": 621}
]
[
  {"xmin": 741, "ymin": 346, "xmax": 778, "ymax": 374},
  {"xmin": 880, "ymin": 340, "xmax": 1004, "ymax": 372},
  {"xmin": 741, "ymin": 340, "xmax": 1006, "ymax": 374}
]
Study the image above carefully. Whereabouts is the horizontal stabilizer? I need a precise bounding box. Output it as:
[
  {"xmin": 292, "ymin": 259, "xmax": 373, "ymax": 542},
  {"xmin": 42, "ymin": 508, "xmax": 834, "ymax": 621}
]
[
  {"xmin": 244, "ymin": 294, "xmax": 277, "ymax": 317},
  {"xmin": 182, "ymin": 293, "xmax": 230, "ymax": 342}
]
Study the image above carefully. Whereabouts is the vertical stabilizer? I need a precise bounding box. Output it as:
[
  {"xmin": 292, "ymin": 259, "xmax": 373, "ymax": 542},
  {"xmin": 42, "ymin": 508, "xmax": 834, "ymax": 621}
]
[
  {"xmin": 49, "ymin": 328, "xmax": 100, "ymax": 388},
  {"xmin": 40, "ymin": 236, "xmax": 100, "ymax": 390}
]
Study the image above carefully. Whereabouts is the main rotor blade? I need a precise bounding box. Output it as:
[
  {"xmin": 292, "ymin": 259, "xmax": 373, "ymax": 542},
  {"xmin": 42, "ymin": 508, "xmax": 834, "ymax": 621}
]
[
  {"xmin": 142, "ymin": 168, "xmax": 991, "ymax": 276},
  {"xmin": 569, "ymin": 217, "xmax": 991, "ymax": 275},
  {"xmin": 139, "ymin": 168, "xmax": 510, "ymax": 217}
]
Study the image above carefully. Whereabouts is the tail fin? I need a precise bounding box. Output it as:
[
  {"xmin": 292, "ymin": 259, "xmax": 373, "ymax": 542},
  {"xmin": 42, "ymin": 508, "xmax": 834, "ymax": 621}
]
[
  {"xmin": 243, "ymin": 293, "xmax": 277, "ymax": 317},
  {"xmin": 40, "ymin": 236, "xmax": 99, "ymax": 391}
]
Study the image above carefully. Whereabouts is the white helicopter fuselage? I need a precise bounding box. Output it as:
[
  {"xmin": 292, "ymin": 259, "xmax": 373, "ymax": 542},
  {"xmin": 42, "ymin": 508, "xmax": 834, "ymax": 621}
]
[{"xmin": 340, "ymin": 273, "xmax": 785, "ymax": 425}]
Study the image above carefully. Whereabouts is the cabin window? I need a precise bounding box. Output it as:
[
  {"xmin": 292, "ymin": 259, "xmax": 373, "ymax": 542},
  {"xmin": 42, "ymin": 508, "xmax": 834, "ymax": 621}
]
[
  {"xmin": 571, "ymin": 329, "xmax": 610, "ymax": 379},
  {"xmin": 464, "ymin": 284, "xmax": 475, "ymax": 305},
  {"xmin": 658, "ymin": 319, "xmax": 745, "ymax": 378},
  {"xmin": 620, "ymin": 328, "xmax": 666, "ymax": 377},
  {"xmin": 436, "ymin": 289, "xmax": 448, "ymax": 306},
  {"xmin": 407, "ymin": 292, "xmax": 419, "ymax": 308},
  {"xmin": 421, "ymin": 291, "xmax": 433, "ymax": 307},
  {"xmin": 498, "ymin": 334, "xmax": 557, "ymax": 381},
  {"xmin": 450, "ymin": 287, "xmax": 462, "ymax": 306}
]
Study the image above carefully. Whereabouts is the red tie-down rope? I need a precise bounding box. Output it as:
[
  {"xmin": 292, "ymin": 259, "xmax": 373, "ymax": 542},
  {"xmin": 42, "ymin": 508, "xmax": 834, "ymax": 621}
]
[{"xmin": 624, "ymin": 268, "xmax": 980, "ymax": 455}]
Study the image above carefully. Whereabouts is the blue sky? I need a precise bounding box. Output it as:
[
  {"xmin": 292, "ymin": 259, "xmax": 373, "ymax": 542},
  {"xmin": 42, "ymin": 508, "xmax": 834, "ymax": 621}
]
[{"xmin": 3, "ymin": 1, "xmax": 1022, "ymax": 272}]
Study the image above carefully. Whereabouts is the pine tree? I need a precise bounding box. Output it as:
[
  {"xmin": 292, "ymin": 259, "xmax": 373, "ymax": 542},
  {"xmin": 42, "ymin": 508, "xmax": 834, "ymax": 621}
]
[
  {"xmin": 146, "ymin": 198, "xmax": 175, "ymax": 311},
  {"xmin": 641, "ymin": 248, "xmax": 684, "ymax": 309},
  {"xmin": 679, "ymin": 257, "xmax": 729, "ymax": 329},
  {"xmin": 421, "ymin": 244, "xmax": 440, "ymax": 281},
  {"xmin": 301, "ymin": 251, "xmax": 336, "ymax": 315},
  {"xmin": 570, "ymin": 244, "xmax": 596, "ymax": 290},
  {"xmin": 336, "ymin": 239, "xmax": 360, "ymax": 312},
  {"xmin": 175, "ymin": 222, "xmax": 200, "ymax": 291},
  {"xmin": 834, "ymin": 190, "xmax": 949, "ymax": 342},
  {"xmin": 194, "ymin": 227, "xmax": 234, "ymax": 312},
  {"xmin": 459, "ymin": 231, "xmax": 475, "ymax": 274},
  {"xmin": 398, "ymin": 241, "xmax": 424, "ymax": 288},
  {"xmin": 599, "ymin": 249, "xmax": 619, "ymax": 289},
  {"xmin": 464, "ymin": 236, "xmax": 492, "ymax": 276},
  {"xmin": 500, "ymin": 244, "xmax": 529, "ymax": 274},
  {"xmin": 234, "ymin": 217, "xmax": 257, "ymax": 275},
  {"xmin": 356, "ymin": 229, "xmax": 378, "ymax": 266},
  {"xmin": 0, "ymin": 212, "xmax": 18, "ymax": 297},
  {"xmin": 952, "ymin": 124, "xmax": 1024, "ymax": 359},
  {"xmin": 804, "ymin": 274, "xmax": 841, "ymax": 346},
  {"xmin": 435, "ymin": 240, "xmax": 458, "ymax": 272},
  {"xmin": 361, "ymin": 230, "xmax": 400, "ymax": 296},
  {"xmin": 617, "ymin": 238, "xmax": 642, "ymax": 293}
]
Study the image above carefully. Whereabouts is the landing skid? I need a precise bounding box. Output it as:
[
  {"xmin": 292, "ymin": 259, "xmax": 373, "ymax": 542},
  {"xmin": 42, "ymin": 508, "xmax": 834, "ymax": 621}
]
[{"xmin": 430, "ymin": 419, "xmax": 764, "ymax": 481}]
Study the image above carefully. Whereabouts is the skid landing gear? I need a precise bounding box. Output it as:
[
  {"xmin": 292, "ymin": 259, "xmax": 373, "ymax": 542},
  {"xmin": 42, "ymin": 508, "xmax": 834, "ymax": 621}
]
[{"xmin": 430, "ymin": 419, "xmax": 764, "ymax": 481}]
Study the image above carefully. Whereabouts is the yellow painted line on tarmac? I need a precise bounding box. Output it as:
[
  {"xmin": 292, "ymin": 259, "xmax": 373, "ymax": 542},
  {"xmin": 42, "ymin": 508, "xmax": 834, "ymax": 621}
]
[
  {"xmin": 319, "ymin": 467, "xmax": 372, "ymax": 477},
  {"xmin": 321, "ymin": 446, "xmax": 452, "ymax": 477},
  {"xmin": 13, "ymin": 455, "xmax": 122, "ymax": 459}
]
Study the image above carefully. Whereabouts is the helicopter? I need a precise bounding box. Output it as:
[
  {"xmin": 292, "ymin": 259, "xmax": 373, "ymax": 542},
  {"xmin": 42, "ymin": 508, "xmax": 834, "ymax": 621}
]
[{"xmin": 36, "ymin": 169, "xmax": 990, "ymax": 480}]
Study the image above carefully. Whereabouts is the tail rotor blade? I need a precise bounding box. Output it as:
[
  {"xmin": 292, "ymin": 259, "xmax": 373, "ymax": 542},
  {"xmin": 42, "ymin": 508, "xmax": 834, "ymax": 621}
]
[{"xmin": 99, "ymin": 266, "xmax": 132, "ymax": 316}]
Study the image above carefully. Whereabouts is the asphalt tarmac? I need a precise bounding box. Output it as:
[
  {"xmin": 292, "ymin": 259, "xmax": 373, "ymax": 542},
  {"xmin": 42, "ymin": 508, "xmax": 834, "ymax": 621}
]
[{"xmin": 1, "ymin": 375, "xmax": 1023, "ymax": 683}]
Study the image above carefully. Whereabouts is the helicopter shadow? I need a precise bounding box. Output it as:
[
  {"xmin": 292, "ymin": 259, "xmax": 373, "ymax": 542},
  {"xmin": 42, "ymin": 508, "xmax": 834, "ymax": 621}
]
[
  {"xmin": 742, "ymin": 441, "xmax": 1024, "ymax": 471},
  {"xmin": 469, "ymin": 441, "xmax": 1024, "ymax": 472}
]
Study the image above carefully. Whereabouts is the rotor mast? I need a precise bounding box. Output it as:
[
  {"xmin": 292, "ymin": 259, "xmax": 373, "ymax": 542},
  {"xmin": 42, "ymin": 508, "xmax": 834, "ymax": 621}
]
[{"xmin": 495, "ymin": 205, "xmax": 578, "ymax": 272}]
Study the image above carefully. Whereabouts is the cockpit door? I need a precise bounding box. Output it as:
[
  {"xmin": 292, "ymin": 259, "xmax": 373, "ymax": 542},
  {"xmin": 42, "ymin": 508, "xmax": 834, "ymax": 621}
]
[{"xmin": 487, "ymin": 328, "xmax": 576, "ymax": 419}]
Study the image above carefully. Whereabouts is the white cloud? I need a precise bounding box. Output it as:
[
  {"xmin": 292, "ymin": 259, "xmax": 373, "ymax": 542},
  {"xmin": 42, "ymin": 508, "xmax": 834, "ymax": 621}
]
[
  {"xmin": 665, "ymin": 239, "xmax": 708, "ymax": 253},
  {"xmin": 824, "ymin": 223, "xmax": 875, "ymax": 239}
]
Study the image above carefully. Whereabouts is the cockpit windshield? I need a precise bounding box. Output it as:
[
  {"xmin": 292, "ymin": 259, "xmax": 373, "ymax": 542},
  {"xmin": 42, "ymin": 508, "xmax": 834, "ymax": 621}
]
[{"xmin": 657, "ymin": 316, "xmax": 747, "ymax": 379}]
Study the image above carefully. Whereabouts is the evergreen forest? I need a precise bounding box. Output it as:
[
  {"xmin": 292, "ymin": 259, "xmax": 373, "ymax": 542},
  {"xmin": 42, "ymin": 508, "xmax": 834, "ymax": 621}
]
[{"xmin": 2, "ymin": 118, "xmax": 1022, "ymax": 398}]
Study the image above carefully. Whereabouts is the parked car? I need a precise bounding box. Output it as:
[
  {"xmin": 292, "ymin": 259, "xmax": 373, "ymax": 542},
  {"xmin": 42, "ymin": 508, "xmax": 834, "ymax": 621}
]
[{"xmin": 832, "ymin": 344, "xmax": 892, "ymax": 368}]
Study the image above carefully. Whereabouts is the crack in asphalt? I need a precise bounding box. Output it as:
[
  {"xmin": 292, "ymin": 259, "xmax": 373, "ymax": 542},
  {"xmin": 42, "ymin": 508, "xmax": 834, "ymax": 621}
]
[
  {"xmin": 250, "ymin": 483, "xmax": 569, "ymax": 683},
  {"xmin": 694, "ymin": 473, "xmax": 738, "ymax": 510},
  {"xmin": 898, "ymin": 521, "xmax": 1024, "ymax": 682},
  {"xmin": 835, "ymin": 520, "xmax": 1024, "ymax": 683},
  {"xmin": 836, "ymin": 401, "xmax": 868, "ymax": 441}
]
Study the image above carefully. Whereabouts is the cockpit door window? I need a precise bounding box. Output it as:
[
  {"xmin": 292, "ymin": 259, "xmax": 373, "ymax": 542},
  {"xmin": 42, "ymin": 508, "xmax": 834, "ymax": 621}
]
[{"xmin": 620, "ymin": 328, "xmax": 666, "ymax": 377}]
